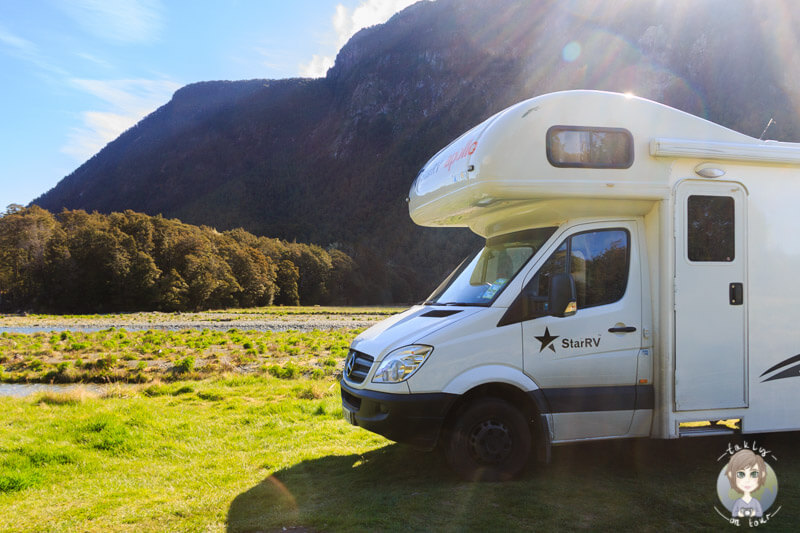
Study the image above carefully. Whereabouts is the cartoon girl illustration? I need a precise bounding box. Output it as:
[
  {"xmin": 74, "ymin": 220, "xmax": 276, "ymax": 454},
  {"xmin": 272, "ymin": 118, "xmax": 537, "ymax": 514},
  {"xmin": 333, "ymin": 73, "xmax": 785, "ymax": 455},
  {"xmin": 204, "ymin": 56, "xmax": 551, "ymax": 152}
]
[{"xmin": 725, "ymin": 449, "xmax": 767, "ymax": 518}]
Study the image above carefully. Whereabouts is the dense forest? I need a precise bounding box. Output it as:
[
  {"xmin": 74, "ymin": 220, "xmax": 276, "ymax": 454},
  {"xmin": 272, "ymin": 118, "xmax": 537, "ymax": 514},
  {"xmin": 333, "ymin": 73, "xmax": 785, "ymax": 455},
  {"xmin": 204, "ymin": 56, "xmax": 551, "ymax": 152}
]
[{"xmin": 0, "ymin": 205, "xmax": 364, "ymax": 313}]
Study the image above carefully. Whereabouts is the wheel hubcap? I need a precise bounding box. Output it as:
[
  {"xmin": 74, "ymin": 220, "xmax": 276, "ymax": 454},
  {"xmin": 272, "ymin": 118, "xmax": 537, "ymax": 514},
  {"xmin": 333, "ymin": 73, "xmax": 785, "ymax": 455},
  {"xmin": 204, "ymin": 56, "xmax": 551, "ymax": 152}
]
[{"xmin": 468, "ymin": 419, "xmax": 513, "ymax": 464}]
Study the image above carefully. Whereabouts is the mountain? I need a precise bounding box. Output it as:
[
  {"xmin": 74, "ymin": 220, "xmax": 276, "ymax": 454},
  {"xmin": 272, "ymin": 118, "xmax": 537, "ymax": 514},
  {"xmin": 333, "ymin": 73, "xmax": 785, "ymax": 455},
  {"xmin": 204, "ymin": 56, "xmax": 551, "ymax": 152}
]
[{"xmin": 32, "ymin": 0, "xmax": 800, "ymax": 303}]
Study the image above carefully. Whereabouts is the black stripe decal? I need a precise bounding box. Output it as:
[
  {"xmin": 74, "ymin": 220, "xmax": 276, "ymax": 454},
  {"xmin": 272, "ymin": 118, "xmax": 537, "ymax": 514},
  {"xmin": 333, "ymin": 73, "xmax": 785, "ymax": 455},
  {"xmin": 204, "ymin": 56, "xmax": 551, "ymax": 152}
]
[
  {"xmin": 762, "ymin": 362, "xmax": 800, "ymax": 383},
  {"xmin": 760, "ymin": 353, "xmax": 800, "ymax": 379},
  {"xmin": 530, "ymin": 384, "xmax": 653, "ymax": 414}
]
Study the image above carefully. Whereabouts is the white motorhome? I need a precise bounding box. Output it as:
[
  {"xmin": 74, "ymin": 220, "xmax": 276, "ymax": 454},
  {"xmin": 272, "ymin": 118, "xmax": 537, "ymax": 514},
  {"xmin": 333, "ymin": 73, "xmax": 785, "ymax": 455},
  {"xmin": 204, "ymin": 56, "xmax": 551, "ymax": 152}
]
[{"xmin": 340, "ymin": 90, "xmax": 800, "ymax": 480}]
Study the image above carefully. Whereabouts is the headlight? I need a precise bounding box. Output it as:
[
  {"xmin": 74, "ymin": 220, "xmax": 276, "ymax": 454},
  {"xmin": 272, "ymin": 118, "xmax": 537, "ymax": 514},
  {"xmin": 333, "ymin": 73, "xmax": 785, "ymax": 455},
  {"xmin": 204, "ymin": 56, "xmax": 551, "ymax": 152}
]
[{"xmin": 372, "ymin": 345, "xmax": 433, "ymax": 383}]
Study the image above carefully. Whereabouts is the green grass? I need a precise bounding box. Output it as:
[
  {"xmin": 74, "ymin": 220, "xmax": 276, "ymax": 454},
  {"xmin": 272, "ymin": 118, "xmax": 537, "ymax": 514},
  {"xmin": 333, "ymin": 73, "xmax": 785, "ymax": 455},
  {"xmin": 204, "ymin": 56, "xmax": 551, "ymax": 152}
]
[
  {"xmin": 0, "ymin": 328, "xmax": 360, "ymax": 384},
  {"xmin": 2, "ymin": 375, "xmax": 799, "ymax": 532},
  {"xmin": 0, "ymin": 308, "xmax": 798, "ymax": 530},
  {"xmin": 0, "ymin": 375, "xmax": 389, "ymax": 532}
]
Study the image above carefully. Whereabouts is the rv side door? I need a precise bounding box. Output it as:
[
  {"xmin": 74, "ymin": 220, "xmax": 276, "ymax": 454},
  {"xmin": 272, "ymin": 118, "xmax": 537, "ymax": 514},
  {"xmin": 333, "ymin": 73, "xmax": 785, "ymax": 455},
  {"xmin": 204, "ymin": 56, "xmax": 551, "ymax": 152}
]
[
  {"xmin": 674, "ymin": 180, "xmax": 747, "ymax": 410},
  {"xmin": 519, "ymin": 221, "xmax": 646, "ymax": 442}
]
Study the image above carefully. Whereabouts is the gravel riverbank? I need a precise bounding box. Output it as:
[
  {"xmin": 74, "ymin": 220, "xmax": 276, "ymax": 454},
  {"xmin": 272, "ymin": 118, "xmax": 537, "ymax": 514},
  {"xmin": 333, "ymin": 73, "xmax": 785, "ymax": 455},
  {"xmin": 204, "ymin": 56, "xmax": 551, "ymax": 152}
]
[{"xmin": 0, "ymin": 307, "xmax": 402, "ymax": 333}]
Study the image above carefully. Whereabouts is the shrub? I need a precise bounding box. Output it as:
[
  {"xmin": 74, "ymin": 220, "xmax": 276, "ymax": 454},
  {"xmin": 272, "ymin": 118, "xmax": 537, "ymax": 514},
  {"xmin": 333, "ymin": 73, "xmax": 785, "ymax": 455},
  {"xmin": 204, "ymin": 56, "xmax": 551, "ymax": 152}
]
[
  {"xmin": 68, "ymin": 342, "xmax": 90, "ymax": 351},
  {"xmin": 268, "ymin": 361, "xmax": 300, "ymax": 379},
  {"xmin": 174, "ymin": 356, "xmax": 195, "ymax": 374},
  {"xmin": 94, "ymin": 354, "xmax": 117, "ymax": 370}
]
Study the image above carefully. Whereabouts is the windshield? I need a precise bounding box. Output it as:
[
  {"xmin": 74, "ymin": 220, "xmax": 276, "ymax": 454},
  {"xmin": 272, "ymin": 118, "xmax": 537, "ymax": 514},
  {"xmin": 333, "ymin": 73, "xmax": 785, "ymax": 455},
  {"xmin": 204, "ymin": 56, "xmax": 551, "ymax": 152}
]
[{"xmin": 426, "ymin": 227, "xmax": 557, "ymax": 306}]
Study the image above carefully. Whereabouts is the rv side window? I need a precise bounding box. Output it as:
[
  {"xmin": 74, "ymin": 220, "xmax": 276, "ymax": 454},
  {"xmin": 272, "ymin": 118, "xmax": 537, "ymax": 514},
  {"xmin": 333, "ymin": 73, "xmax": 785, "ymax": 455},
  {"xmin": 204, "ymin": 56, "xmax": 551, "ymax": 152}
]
[
  {"xmin": 546, "ymin": 126, "xmax": 633, "ymax": 169},
  {"xmin": 527, "ymin": 228, "xmax": 630, "ymax": 313},
  {"xmin": 687, "ymin": 195, "xmax": 735, "ymax": 262}
]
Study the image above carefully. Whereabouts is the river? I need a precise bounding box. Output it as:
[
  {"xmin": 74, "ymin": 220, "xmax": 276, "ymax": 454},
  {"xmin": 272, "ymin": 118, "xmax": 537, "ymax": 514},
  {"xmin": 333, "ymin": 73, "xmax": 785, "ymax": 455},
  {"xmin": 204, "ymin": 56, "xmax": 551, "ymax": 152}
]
[{"xmin": 0, "ymin": 382, "xmax": 113, "ymax": 397}]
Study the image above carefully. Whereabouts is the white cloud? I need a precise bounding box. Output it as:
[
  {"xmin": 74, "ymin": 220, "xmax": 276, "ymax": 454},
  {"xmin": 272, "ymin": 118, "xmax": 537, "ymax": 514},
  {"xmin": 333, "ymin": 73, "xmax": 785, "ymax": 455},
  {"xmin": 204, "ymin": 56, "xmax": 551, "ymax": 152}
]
[
  {"xmin": 299, "ymin": 0, "xmax": 421, "ymax": 78},
  {"xmin": 299, "ymin": 54, "xmax": 335, "ymax": 78},
  {"xmin": 0, "ymin": 25, "xmax": 68, "ymax": 76},
  {"xmin": 56, "ymin": 0, "xmax": 164, "ymax": 44},
  {"xmin": 0, "ymin": 26, "xmax": 35, "ymax": 52},
  {"xmin": 76, "ymin": 52, "xmax": 114, "ymax": 69},
  {"xmin": 62, "ymin": 78, "xmax": 181, "ymax": 162}
]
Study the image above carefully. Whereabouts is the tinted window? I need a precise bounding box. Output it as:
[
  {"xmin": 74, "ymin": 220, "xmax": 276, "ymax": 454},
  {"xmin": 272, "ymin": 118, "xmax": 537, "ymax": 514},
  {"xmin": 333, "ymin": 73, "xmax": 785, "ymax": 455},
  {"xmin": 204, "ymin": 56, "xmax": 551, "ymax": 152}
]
[
  {"xmin": 687, "ymin": 195, "xmax": 735, "ymax": 262},
  {"xmin": 570, "ymin": 230, "xmax": 629, "ymax": 307},
  {"xmin": 528, "ymin": 229, "xmax": 630, "ymax": 312},
  {"xmin": 547, "ymin": 126, "xmax": 633, "ymax": 169}
]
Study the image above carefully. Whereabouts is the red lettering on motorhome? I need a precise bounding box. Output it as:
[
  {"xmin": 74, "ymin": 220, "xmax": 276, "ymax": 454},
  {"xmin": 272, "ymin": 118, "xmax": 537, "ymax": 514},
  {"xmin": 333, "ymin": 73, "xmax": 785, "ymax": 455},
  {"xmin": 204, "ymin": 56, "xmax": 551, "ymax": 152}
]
[{"xmin": 444, "ymin": 139, "xmax": 478, "ymax": 171}]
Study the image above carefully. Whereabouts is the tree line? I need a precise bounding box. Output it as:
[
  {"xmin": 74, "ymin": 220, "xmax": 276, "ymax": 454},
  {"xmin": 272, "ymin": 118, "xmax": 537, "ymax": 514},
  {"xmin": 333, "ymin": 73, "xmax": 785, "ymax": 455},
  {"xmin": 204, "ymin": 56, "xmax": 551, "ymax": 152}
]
[{"xmin": 0, "ymin": 205, "xmax": 363, "ymax": 313}]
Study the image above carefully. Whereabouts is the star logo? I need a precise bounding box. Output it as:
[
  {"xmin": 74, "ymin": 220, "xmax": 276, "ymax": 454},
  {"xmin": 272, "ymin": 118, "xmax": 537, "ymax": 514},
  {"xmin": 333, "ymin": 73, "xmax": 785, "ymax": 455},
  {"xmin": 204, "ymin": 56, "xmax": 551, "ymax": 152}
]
[{"xmin": 535, "ymin": 327, "xmax": 559, "ymax": 353}]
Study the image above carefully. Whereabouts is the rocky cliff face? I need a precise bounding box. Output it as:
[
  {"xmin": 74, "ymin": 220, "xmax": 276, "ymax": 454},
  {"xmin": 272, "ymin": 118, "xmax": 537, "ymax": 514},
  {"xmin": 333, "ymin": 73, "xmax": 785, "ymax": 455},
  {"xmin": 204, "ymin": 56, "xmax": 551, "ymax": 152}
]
[{"xmin": 32, "ymin": 0, "xmax": 800, "ymax": 302}]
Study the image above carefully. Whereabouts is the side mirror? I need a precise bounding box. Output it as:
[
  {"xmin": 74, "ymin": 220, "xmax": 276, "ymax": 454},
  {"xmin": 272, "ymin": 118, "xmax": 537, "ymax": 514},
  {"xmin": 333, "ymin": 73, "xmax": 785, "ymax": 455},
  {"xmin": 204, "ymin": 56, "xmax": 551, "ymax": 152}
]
[{"xmin": 549, "ymin": 273, "xmax": 577, "ymax": 317}]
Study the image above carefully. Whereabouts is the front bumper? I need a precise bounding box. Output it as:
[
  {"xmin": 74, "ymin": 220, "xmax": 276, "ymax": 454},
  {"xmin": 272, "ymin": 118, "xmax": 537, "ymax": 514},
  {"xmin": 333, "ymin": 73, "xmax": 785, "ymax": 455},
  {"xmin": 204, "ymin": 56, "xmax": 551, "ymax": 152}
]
[{"xmin": 340, "ymin": 380, "xmax": 457, "ymax": 450}]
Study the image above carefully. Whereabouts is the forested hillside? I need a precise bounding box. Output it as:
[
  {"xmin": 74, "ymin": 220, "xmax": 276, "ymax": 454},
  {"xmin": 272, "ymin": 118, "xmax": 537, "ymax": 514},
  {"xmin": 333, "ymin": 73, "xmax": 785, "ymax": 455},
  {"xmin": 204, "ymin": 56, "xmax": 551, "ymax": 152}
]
[
  {"xmin": 0, "ymin": 206, "xmax": 361, "ymax": 313},
  {"xmin": 32, "ymin": 0, "xmax": 800, "ymax": 303}
]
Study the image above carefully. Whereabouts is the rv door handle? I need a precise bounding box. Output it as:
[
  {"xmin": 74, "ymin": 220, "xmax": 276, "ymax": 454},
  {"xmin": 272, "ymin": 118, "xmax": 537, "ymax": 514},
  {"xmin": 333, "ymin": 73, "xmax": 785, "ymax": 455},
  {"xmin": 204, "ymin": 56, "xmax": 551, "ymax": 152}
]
[
  {"xmin": 730, "ymin": 282, "xmax": 744, "ymax": 305},
  {"xmin": 608, "ymin": 326, "xmax": 637, "ymax": 333}
]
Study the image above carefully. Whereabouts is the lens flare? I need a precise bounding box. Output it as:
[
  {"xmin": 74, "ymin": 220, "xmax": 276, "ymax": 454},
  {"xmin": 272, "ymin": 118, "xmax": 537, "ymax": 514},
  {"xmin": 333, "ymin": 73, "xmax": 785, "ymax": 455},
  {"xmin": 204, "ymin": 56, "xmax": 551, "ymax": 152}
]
[{"xmin": 562, "ymin": 41, "xmax": 581, "ymax": 62}]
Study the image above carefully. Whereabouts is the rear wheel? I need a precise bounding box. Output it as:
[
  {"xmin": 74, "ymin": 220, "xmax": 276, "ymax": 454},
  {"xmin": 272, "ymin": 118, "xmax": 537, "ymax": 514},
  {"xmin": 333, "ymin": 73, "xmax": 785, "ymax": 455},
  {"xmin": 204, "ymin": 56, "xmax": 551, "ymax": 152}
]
[{"xmin": 445, "ymin": 398, "xmax": 531, "ymax": 481}]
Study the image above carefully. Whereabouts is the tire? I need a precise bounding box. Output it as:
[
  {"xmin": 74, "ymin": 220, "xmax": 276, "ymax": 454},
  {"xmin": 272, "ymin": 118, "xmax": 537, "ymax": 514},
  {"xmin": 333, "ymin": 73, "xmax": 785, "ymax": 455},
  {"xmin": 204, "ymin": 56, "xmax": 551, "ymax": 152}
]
[{"xmin": 445, "ymin": 397, "xmax": 532, "ymax": 482}]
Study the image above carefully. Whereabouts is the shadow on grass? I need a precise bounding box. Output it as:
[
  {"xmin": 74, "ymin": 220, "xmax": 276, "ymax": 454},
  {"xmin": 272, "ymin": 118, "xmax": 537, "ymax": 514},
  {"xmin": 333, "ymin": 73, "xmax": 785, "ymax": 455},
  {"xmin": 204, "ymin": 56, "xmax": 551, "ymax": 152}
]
[{"xmin": 227, "ymin": 432, "xmax": 800, "ymax": 532}]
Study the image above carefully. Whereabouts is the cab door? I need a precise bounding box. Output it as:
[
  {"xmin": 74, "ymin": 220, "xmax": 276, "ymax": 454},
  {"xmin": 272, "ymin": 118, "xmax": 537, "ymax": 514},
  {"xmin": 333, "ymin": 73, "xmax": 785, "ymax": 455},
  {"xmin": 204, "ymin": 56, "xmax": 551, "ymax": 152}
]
[{"xmin": 520, "ymin": 221, "xmax": 645, "ymax": 441}]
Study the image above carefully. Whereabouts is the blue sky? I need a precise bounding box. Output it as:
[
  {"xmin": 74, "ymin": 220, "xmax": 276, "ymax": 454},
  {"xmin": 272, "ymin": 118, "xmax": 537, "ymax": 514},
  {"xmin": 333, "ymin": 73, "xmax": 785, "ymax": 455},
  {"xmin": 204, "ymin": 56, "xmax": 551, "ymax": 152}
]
[{"xmin": 0, "ymin": 0, "xmax": 420, "ymax": 210}]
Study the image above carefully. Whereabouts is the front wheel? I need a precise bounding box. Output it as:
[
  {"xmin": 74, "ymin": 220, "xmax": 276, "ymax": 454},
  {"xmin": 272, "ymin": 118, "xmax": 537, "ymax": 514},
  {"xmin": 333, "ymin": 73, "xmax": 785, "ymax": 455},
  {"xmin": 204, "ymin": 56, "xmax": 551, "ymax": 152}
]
[{"xmin": 444, "ymin": 397, "xmax": 531, "ymax": 481}]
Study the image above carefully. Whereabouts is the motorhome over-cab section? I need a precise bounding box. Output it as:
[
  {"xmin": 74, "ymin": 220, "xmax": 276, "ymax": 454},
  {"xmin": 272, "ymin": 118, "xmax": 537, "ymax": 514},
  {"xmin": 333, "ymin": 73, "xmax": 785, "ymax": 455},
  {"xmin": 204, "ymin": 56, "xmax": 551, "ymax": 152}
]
[{"xmin": 408, "ymin": 90, "xmax": 762, "ymax": 235}]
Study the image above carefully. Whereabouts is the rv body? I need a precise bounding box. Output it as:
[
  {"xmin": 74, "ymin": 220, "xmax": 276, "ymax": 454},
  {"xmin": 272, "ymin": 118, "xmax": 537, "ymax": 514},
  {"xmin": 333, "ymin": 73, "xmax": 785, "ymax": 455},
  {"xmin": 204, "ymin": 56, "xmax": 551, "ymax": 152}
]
[{"xmin": 340, "ymin": 90, "xmax": 800, "ymax": 479}]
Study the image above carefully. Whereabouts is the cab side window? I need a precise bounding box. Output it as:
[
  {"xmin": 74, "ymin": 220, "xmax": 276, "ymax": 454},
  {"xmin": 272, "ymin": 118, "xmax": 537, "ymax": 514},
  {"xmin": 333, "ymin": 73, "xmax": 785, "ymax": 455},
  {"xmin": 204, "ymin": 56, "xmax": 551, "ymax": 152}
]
[
  {"xmin": 535, "ymin": 242, "xmax": 567, "ymax": 297},
  {"xmin": 530, "ymin": 229, "xmax": 630, "ymax": 311}
]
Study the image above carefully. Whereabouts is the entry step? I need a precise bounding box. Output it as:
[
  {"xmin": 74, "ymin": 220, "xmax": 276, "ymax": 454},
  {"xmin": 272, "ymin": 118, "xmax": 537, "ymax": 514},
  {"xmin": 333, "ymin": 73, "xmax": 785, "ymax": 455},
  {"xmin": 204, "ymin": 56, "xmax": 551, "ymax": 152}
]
[
  {"xmin": 679, "ymin": 426, "xmax": 737, "ymax": 437},
  {"xmin": 678, "ymin": 419, "xmax": 740, "ymax": 437}
]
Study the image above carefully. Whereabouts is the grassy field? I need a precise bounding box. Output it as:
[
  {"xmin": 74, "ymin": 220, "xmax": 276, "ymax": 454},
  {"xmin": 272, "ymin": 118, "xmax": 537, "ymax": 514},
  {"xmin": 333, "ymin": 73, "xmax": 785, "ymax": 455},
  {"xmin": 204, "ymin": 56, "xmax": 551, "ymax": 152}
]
[
  {"xmin": 0, "ymin": 376, "xmax": 388, "ymax": 532},
  {"xmin": 2, "ymin": 376, "xmax": 799, "ymax": 532},
  {"xmin": 0, "ymin": 328, "xmax": 359, "ymax": 384},
  {"xmin": 0, "ymin": 305, "xmax": 402, "ymax": 384},
  {"xmin": 1, "ymin": 308, "xmax": 799, "ymax": 531}
]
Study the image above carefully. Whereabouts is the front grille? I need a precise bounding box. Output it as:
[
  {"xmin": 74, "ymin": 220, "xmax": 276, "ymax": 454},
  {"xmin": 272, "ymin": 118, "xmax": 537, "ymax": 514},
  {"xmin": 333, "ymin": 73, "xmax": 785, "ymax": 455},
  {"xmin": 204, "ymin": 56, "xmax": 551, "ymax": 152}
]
[
  {"xmin": 344, "ymin": 349, "xmax": 374, "ymax": 384},
  {"xmin": 341, "ymin": 388, "xmax": 361, "ymax": 411}
]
